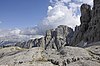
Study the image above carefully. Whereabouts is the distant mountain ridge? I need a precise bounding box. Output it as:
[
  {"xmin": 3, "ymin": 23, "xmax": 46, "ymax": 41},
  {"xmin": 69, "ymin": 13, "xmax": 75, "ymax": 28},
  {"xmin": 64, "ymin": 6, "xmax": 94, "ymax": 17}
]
[{"xmin": 0, "ymin": 28, "xmax": 43, "ymax": 47}]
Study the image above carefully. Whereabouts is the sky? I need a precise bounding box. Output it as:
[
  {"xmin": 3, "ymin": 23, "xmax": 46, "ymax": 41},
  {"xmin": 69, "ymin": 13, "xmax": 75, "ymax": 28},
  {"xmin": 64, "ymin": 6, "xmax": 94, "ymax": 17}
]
[
  {"xmin": 0, "ymin": 0, "xmax": 49, "ymax": 28},
  {"xmin": 0, "ymin": 0, "xmax": 93, "ymax": 29},
  {"xmin": 0, "ymin": 0, "xmax": 93, "ymax": 38}
]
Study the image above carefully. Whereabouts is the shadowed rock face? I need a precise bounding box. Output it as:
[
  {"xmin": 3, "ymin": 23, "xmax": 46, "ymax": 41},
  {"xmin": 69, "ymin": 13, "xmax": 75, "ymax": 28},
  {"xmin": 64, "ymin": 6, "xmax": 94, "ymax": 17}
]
[
  {"xmin": 15, "ymin": 25, "xmax": 74, "ymax": 50},
  {"xmin": 94, "ymin": 0, "xmax": 100, "ymax": 6},
  {"xmin": 71, "ymin": 0, "xmax": 100, "ymax": 47},
  {"xmin": 80, "ymin": 4, "xmax": 91, "ymax": 24},
  {"xmin": 71, "ymin": 4, "xmax": 92, "ymax": 46},
  {"xmin": 84, "ymin": 0, "xmax": 100, "ymax": 43}
]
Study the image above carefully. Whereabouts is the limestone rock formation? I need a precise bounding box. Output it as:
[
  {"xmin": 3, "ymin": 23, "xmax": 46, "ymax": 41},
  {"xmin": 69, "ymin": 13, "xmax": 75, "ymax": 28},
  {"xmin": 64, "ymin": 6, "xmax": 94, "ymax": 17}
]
[
  {"xmin": 15, "ymin": 25, "xmax": 73, "ymax": 50},
  {"xmin": 71, "ymin": 0, "xmax": 100, "ymax": 47},
  {"xmin": 84, "ymin": 0, "xmax": 100, "ymax": 43},
  {"xmin": 71, "ymin": 4, "xmax": 92, "ymax": 46},
  {"xmin": 0, "ymin": 47, "xmax": 57, "ymax": 66},
  {"xmin": 15, "ymin": 37, "xmax": 45, "ymax": 49},
  {"xmin": 45, "ymin": 25, "xmax": 73, "ymax": 50},
  {"xmin": 44, "ymin": 44, "xmax": 100, "ymax": 66},
  {"xmin": 0, "ymin": 44, "xmax": 100, "ymax": 66}
]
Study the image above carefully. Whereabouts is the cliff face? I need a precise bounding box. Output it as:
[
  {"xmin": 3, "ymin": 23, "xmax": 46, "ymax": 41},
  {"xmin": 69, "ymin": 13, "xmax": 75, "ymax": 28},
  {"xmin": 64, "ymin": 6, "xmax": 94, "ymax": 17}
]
[
  {"xmin": 71, "ymin": 4, "xmax": 92, "ymax": 46},
  {"xmin": 84, "ymin": 0, "xmax": 100, "ymax": 43},
  {"xmin": 15, "ymin": 37, "xmax": 45, "ymax": 49},
  {"xmin": 15, "ymin": 25, "xmax": 73, "ymax": 50},
  {"xmin": 71, "ymin": 0, "xmax": 100, "ymax": 47},
  {"xmin": 15, "ymin": 0, "xmax": 100, "ymax": 48},
  {"xmin": 45, "ymin": 25, "xmax": 73, "ymax": 50}
]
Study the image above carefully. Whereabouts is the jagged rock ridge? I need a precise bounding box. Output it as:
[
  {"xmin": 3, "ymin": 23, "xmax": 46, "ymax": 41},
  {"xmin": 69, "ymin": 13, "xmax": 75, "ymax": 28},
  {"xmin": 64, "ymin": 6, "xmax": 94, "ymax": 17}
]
[
  {"xmin": 15, "ymin": 25, "xmax": 73, "ymax": 50},
  {"xmin": 15, "ymin": 0, "xmax": 100, "ymax": 49},
  {"xmin": 71, "ymin": 0, "xmax": 100, "ymax": 47}
]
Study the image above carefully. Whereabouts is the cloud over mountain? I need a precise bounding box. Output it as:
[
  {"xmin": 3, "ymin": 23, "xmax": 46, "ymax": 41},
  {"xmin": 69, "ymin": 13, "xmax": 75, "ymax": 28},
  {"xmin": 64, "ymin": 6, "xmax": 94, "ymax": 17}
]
[
  {"xmin": 42, "ymin": 0, "xmax": 93, "ymax": 28},
  {"xmin": 0, "ymin": 0, "xmax": 93, "ymax": 39}
]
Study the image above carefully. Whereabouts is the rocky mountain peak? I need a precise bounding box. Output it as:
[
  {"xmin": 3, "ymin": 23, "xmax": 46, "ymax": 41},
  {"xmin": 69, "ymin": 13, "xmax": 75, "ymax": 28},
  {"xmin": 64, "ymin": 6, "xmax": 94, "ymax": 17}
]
[
  {"xmin": 15, "ymin": 25, "xmax": 74, "ymax": 50},
  {"xmin": 80, "ymin": 4, "xmax": 91, "ymax": 24},
  {"xmin": 71, "ymin": 0, "xmax": 100, "ymax": 47},
  {"xmin": 45, "ymin": 25, "xmax": 73, "ymax": 50}
]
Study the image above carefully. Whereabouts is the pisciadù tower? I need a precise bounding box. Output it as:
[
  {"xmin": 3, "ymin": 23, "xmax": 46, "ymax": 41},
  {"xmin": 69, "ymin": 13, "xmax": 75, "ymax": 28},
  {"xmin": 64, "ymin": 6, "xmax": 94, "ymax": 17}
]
[
  {"xmin": 83, "ymin": 0, "xmax": 100, "ymax": 44},
  {"xmin": 71, "ymin": 0, "xmax": 100, "ymax": 46}
]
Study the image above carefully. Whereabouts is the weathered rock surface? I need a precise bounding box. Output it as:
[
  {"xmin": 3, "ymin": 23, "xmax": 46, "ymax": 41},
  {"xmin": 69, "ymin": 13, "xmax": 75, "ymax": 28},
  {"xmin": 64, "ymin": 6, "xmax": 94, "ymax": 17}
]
[
  {"xmin": 15, "ymin": 37, "xmax": 45, "ymax": 49},
  {"xmin": 44, "ymin": 46, "xmax": 92, "ymax": 66},
  {"xmin": 85, "ymin": 45, "xmax": 100, "ymax": 62},
  {"xmin": 71, "ymin": 4, "xmax": 92, "ymax": 46},
  {"xmin": 67, "ymin": 60, "xmax": 100, "ymax": 66},
  {"xmin": 45, "ymin": 25, "xmax": 73, "ymax": 50},
  {"xmin": 0, "ymin": 46, "xmax": 99, "ymax": 66},
  {"xmin": 44, "ymin": 45, "xmax": 100, "ymax": 66},
  {"xmin": 0, "ymin": 47, "xmax": 57, "ymax": 66},
  {"xmin": 84, "ymin": 0, "xmax": 100, "ymax": 43},
  {"xmin": 0, "ymin": 45, "xmax": 100, "ymax": 66},
  {"xmin": 15, "ymin": 25, "xmax": 73, "ymax": 50},
  {"xmin": 71, "ymin": 0, "xmax": 100, "ymax": 46}
]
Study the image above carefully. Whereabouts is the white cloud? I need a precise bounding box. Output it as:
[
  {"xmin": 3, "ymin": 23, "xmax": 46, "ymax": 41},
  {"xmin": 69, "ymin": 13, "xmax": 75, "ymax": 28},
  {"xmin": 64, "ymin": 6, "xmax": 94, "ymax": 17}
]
[
  {"xmin": 82, "ymin": 0, "xmax": 93, "ymax": 5},
  {"xmin": 0, "ymin": 28, "xmax": 43, "ymax": 41},
  {"xmin": 39, "ymin": 0, "xmax": 93, "ymax": 30},
  {"xmin": 10, "ymin": 28, "xmax": 21, "ymax": 35},
  {"xmin": 62, "ymin": 0, "xmax": 71, "ymax": 3},
  {"xmin": 44, "ymin": 4, "xmax": 80, "ymax": 28},
  {"xmin": 48, "ymin": 6, "xmax": 53, "ymax": 12},
  {"xmin": 24, "ymin": 0, "xmax": 93, "ymax": 36},
  {"xmin": 40, "ymin": 0, "xmax": 81, "ymax": 29},
  {"xmin": 0, "ymin": 0, "xmax": 93, "ymax": 39}
]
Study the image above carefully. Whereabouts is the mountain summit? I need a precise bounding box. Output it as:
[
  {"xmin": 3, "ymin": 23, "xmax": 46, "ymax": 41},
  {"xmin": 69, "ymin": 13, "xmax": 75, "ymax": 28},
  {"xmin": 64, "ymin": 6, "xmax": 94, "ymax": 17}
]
[{"xmin": 71, "ymin": 0, "xmax": 100, "ymax": 47}]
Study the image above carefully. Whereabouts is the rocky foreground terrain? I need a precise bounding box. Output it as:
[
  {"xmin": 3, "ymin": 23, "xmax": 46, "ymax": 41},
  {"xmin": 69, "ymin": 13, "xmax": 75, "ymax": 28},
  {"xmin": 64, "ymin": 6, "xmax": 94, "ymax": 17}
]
[
  {"xmin": 0, "ymin": 0, "xmax": 100, "ymax": 66},
  {"xmin": 0, "ymin": 45, "xmax": 100, "ymax": 66}
]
